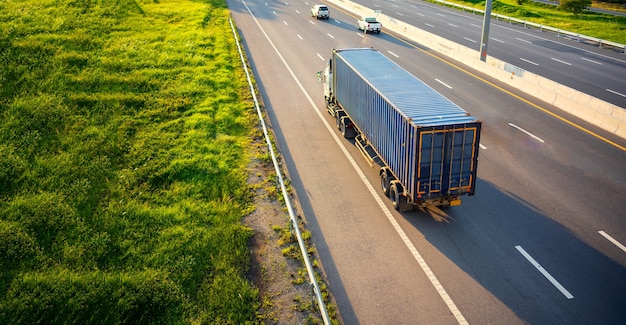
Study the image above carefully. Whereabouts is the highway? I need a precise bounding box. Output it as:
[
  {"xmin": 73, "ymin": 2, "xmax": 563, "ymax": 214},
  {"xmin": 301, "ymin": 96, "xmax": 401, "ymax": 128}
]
[
  {"xmin": 227, "ymin": 0, "xmax": 626, "ymax": 323},
  {"xmin": 363, "ymin": 0, "xmax": 626, "ymax": 108}
]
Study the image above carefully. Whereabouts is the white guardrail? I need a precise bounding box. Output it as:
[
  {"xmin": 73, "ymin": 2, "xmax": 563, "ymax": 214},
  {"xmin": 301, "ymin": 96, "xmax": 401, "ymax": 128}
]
[
  {"xmin": 229, "ymin": 18, "xmax": 332, "ymax": 324},
  {"xmin": 433, "ymin": 0, "xmax": 626, "ymax": 53},
  {"xmin": 329, "ymin": 0, "xmax": 626, "ymax": 139}
]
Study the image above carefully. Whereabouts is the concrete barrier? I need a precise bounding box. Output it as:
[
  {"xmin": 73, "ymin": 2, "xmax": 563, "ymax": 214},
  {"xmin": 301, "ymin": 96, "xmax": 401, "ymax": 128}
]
[{"xmin": 328, "ymin": 0, "xmax": 626, "ymax": 139}]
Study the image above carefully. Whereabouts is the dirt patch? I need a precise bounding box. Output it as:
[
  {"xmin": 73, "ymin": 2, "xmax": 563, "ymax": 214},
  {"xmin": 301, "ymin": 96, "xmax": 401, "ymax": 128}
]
[{"xmin": 244, "ymin": 133, "xmax": 332, "ymax": 324}]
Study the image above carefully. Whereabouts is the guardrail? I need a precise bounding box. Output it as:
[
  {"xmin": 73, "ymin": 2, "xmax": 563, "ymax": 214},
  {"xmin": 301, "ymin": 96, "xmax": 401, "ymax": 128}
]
[
  {"xmin": 432, "ymin": 0, "xmax": 626, "ymax": 53},
  {"xmin": 228, "ymin": 18, "xmax": 331, "ymax": 325}
]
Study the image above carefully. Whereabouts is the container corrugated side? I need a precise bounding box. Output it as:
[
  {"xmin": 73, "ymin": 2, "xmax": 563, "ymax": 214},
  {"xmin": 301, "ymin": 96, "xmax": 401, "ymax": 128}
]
[{"xmin": 333, "ymin": 48, "xmax": 480, "ymax": 203}]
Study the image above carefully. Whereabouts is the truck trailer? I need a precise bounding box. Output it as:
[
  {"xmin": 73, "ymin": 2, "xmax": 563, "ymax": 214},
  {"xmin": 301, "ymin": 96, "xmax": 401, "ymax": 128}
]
[{"xmin": 321, "ymin": 48, "xmax": 481, "ymax": 210}]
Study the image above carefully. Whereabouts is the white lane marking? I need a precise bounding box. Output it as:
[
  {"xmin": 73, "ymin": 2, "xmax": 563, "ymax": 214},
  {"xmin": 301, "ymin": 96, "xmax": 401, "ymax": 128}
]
[
  {"xmin": 392, "ymin": 4, "xmax": 399, "ymax": 8},
  {"xmin": 599, "ymin": 231, "xmax": 626, "ymax": 253},
  {"xmin": 397, "ymin": 12, "xmax": 405, "ymax": 16},
  {"xmin": 417, "ymin": 12, "xmax": 425, "ymax": 17},
  {"xmin": 387, "ymin": 51, "xmax": 399, "ymax": 58},
  {"xmin": 464, "ymin": 37, "xmax": 477, "ymax": 43},
  {"xmin": 581, "ymin": 57, "xmax": 602, "ymax": 65},
  {"xmin": 327, "ymin": 33, "xmax": 335, "ymax": 39},
  {"xmin": 516, "ymin": 37, "xmax": 532, "ymax": 44},
  {"xmin": 520, "ymin": 58, "xmax": 539, "ymax": 66},
  {"xmin": 480, "ymin": 144, "xmax": 487, "ymax": 150},
  {"xmin": 448, "ymin": 23, "xmax": 459, "ymax": 28},
  {"xmin": 435, "ymin": 79, "xmax": 452, "ymax": 89},
  {"xmin": 295, "ymin": 9, "xmax": 300, "ymax": 14},
  {"xmin": 283, "ymin": 21, "xmax": 288, "ymax": 26},
  {"xmin": 241, "ymin": 1, "xmax": 468, "ymax": 323},
  {"xmin": 515, "ymin": 246, "xmax": 574, "ymax": 299},
  {"xmin": 437, "ymin": 13, "xmax": 445, "ymax": 17},
  {"xmin": 273, "ymin": 10, "xmax": 277, "ymax": 14},
  {"xmin": 284, "ymin": 2, "xmax": 288, "ymax": 5},
  {"xmin": 551, "ymin": 57, "xmax": 571, "ymax": 65},
  {"xmin": 316, "ymin": 53, "xmax": 324, "ymax": 61},
  {"xmin": 607, "ymin": 89, "xmax": 626, "ymax": 98},
  {"xmin": 309, "ymin": 20, "xmax": 315, "ymax": 25},
  {"xmin": 425, "ymin": 23, "xmax": 435, "ymax": 28},
  {"xmin": 470, "ymin": 23, "xmax": 481, "ymax": 28},
  {"xmin": 508, "ymin": 123, "xmax": 545, "ymax": 143},
  {"xmin": 297, "ymin": 34, "xmax": 303, "ymax": 40},
  {"xmin": 356, "ymin": 32, "xmax": 364, "ymax": 38},
  {"xmin": 334, "ymin": 19, "xmax": 341, "ymax": 24},
  {"xmin": 491, "ymin": 37, "xmax": 504, "ymax": 43}
]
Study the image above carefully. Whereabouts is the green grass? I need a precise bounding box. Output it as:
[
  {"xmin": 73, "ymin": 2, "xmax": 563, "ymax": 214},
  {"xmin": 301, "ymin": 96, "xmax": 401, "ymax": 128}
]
[
  {"xmin": 436, "ymin": 0, "xmax": 626, "ymax": 44},
  {"xmin": 0, "ymin": 0, "xmax": 261, "ymax": 323}
]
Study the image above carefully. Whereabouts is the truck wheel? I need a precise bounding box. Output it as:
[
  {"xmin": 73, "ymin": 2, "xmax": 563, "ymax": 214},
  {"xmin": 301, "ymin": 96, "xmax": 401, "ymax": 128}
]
[
  {"xmin": 340, "ymin": 118, "xmax": 355, "ymax": 138},
  {"xmin": 336, "ymin": 112, "xmax": 345, "ymax": 130},
  {"xmin": 380, "ymin": 171, "xmax": 391, "ymax": 196},
  {"xmin": 389, "ymin": 182, "xmax": 406, "ymax": 211}
]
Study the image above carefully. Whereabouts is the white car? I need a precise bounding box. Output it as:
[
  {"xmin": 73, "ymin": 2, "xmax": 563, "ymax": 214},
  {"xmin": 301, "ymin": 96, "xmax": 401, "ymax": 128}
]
[
  {"xmin": 311, "ymin": 5, "xmax": 330, "ymax": 20},
  {"xmin": 357, "ymin": 16, "xmax": 382, "ymax": 34}
]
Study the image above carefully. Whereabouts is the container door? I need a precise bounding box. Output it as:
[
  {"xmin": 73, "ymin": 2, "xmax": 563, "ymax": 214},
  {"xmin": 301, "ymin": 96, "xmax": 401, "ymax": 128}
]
[{"xmin": 417, "ymin": 126, "xmax": 478, "ymax": 199}]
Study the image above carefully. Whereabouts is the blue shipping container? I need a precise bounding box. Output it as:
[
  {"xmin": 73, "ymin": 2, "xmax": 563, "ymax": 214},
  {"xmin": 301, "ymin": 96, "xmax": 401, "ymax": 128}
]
[{"xmin": 332, "ymin": 48, "xmax": 481, "ymax": 206}]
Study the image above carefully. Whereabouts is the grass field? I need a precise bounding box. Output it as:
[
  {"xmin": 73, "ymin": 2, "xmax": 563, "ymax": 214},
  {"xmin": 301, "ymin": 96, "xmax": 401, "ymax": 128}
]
[
  {"xmin": 437, "ymin": 0, "xmax": 626, "ymax": 44},
  {"xmin": 0, "ymin": 0, "xmax": 263, "ymax": 323}
]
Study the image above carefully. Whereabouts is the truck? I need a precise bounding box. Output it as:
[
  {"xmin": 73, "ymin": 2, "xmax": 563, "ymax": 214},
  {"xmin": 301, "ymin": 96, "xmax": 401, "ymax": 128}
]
[
  {"xmin": 357, "ymin": 16, "xmax": 381, "ymax": 34},
  {"xmin": 321, "ymin": 48, "xmax": 481, "ymax": 210},
  {"xmin": 311, "ymin": 5, "xmax": 330, "ymax": 20}
]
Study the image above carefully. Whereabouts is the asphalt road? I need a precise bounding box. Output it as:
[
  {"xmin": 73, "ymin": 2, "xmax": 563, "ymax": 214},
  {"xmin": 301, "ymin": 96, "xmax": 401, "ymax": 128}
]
[
  {"xmin": 362, "ymin": 0, "xmax": 626, "ymax": 108},
  {"xmin": 227, "ymin": 0, "xmax": 626, "ymax": 323}
]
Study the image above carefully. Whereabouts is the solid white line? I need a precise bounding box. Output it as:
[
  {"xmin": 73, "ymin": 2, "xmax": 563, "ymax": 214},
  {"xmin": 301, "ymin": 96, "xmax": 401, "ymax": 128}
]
[
  {"xmin": 515, "ymin": 246, "xmax": 574, "ymax": 299},
  {"xmin": 551, "ymin": 57, "xmax": 571, "ymax": 65},
  {"xmin": 387, "ymin": 51, "xmax": 399, "ymax": 58},
  {"xmin": 435, "ymin": 78, "xmax": 452, "ymax": 89},
  {"xmin": 327, "ymin": 33, "xmax": 334, "ymax": 39},
  {"xmin": 464, "ymin": 37, "xmax": 477, "ymax": 43},
  {"xmin": 607, "ymin": 89, "xmax": 626, "ymax": 98},
  {"xmin": 479, "ymin": 144, "xmax": 487, "ymax": 150},
  {"xmin": 516, "ymin": 37, "xmax": 532, "ymax": 44},
  {"xmin": 508, "ymin": 123, "xmax": 545, "ymax": 143},
  {"xmin": 316, "ymin": 53, "xmax": 324, "ymax": 61},
  {"xmin": 241, "ymin": 1, "xmax": 468, "ymax": 323},
  {"xmin": 599, "ymin": 231, "xmax": 626, "ymax": 253},
  {"xmin": 581, "ymin": 57, "xmax": 602, "ymax": 65},
  {"xmin": 520, "ymin": 58, "xmax": 539, "ymax": 66}
]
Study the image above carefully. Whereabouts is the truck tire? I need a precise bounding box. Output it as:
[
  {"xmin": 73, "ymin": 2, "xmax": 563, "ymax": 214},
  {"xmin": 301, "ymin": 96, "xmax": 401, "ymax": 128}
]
[
  {"xmin": 340, "ymin": 117, "xmax": 356, "ymax": 138},
  {"xmin": 389, "ymin": 182, "xmax": 406, "ymax": 211},
  {"xmin": 380, "ymin": 170, "xmax": 392, "ymax": 195},
  {"xmin": 336, "ymin": 111, "xmax": 345, "ymax": 130}
]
